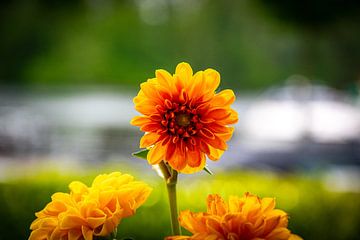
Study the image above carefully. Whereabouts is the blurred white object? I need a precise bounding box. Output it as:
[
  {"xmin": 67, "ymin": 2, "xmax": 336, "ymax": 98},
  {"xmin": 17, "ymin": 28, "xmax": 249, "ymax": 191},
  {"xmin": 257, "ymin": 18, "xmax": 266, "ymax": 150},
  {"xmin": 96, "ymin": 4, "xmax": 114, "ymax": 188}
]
[
  {"xmin": 308, "ymin": 101, "xmax": 360, "ymax": 142},
  {"xmin": 243, "ymin": 101, "xmax": 305, "ymax": 142},
  {"xmin": 242, "ymin": 83, "xmax": 360, "ymax": 143}
]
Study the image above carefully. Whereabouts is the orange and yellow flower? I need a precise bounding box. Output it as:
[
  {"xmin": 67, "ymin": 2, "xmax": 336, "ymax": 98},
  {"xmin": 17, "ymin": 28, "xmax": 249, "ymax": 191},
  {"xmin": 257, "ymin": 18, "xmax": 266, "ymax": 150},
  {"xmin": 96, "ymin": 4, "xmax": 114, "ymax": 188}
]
[
  {"xmin": 29, "ymin": 172, "xmax": 152, "ymax": 240},
  {"xmin": 131, "ymin": 62, "xmax": 238, "ymax": 173},
  {"xmin": 166, "ymin": 193, "xmax": 302, "ymax": 240}
]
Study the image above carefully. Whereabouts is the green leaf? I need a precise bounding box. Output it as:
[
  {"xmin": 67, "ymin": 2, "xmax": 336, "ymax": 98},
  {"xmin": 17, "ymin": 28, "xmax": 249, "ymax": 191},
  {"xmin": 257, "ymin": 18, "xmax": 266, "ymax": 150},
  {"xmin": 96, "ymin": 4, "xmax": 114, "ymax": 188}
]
[
  {"xmin": 203, "ymin": 165, "xmax": 213, "ymax": 175},
  {"xmin": 132, "ymin": 149, "xmax": 149, "ymax": 160}
]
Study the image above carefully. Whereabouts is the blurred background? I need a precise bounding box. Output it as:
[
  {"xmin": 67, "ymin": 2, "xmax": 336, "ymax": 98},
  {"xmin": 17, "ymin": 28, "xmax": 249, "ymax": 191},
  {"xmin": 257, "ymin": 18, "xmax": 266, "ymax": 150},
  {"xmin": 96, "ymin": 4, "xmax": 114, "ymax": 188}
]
[{"xmin": 1, "ymin": 0, "xmax": 360, "ymax": 239}]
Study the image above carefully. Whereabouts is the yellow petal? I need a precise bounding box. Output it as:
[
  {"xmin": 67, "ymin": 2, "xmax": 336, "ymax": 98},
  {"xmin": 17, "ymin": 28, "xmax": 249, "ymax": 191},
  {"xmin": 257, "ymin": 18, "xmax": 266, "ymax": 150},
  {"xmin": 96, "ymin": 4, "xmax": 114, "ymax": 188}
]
[
  {"xmin": 289, "ymin": 234, "xmax": 303, "ymax": 240},
  {"xmin": 69, "ymin": 181, "xmax": 88, "ymax": 201},
  {"xmin": 207, "ymin": 145, "xmax": 224, "ymax": 161},
  {"xmin": 212, "ymin": 89, "xmax": 236, "ymax": 107},
  {"xmin": 216, "ymin": 127, "xmax": 234, "ymax": 142},
  {"xmin": 261, "ymin": 197, "xmax": 276, "ymax": 213},
  {"xmin": 29, "ymin": 228, "xmax": 51, "ymax": 240},
  {"xmin": 140, "ymin": 80, "xmax": 160, "ymax": 100},
  {"xmin": 206, "ymin": 194, "xmax": 228, "ymax": 216},
  {"xmin": 130, "ymin": 116, "xmax": 151, "ymax": 126},
  {"xmin": 60, "ymin": 214, "xmax": 86, "ymax": 229},
  {"xmin": 204, "ymin": 69, "xmax": 220, "ymax": 92},
  {"xmin": 188, "ymin": 71, "xmax": 204, "ymax": 99},
  {"xmin": 68, "ymin": 229, "xmax": 82, "ymax": 240},
  {"xmin": 175, "ymin": 62, "xmax": 193, "ymax": 83},
  {"xmin": 266, "ymin": 227, "xmax": 291, "ymax": 240},
  {"xmin": 81, "ymin": 226, "xmax": 93, "ymax": 240},
  {"xmin": 155, "ymin": 69, "xmax": 174, "ymax": 89}
]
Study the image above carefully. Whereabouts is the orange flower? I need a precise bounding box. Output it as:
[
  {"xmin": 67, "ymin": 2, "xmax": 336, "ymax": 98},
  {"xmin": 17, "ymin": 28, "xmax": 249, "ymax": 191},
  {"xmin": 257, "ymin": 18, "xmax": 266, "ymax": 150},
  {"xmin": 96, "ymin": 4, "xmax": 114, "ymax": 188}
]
[
  {"xmin": 29, "ymin": 172, "xmax": 152, "ymax": 240},
  {"xmin": 131, "ymin": 62, "xmax": 238, "ymax": 173},
  {"xmin": 166, "ymin": 193, "xmax": 302, "ymax": 240}
]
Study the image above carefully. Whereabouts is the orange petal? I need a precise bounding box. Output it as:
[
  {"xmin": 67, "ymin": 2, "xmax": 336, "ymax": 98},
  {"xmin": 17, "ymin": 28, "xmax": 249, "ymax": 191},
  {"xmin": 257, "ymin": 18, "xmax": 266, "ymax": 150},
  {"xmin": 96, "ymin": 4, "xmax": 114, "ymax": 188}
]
[
  {"xmin": 130, "ymin": 116, "xmax": 151, "ymax": 126},
  {"xmin": 180, "ymin": 153, "xmax": 206, "ymax": 174},
  {"xmin": 140, "ymin": 132, "xmax": 160, "ymax": 148},
  {"xmin": 198, "ymin": 139, "xmax": 210, "ymax": 155},
  {"xmin": 206, "ymin": 194, "xmax": 228, "ymax": 216},
  {"xmin": 147, "ymin": 143, "xmax": 165, "ymax": 164},
  {"xmin": 134, "ymin": 100, "xmax": 157, "ymax": 115},
  {"xmin": 179, "ymin": 210, "xmax": 208, "ymax": 234},
  {"xmin": 207, "ymin": 145, "xmax": 224, "ymax": 161},
  {"xmin": 29, "ymin": 226, "xmax": 55, "ymax": 240},
  {"xmin": 206, "ymin": 123, "xmax": 231, "ymax": 134},
  {"xmin": 87, "ymin": 215, "xmax": 107, "ymax": 229},
  {"xmin": 202, "ymin": 135, "xmax": 227, "ymax": 151},
  {"xmin": 261, "ymin": 197, "xmax": 276, "ymax": 213},
  {"xmin": 266, "ymin": 227, "xmax": 291, "ymax": 240},
  {"xmin": 216, "ymin": 127, "xmax": 234, "ymax": 142},
  {"xmin": 212, "ymin": 89, "xmax": 236, "ymax": 107},
  {"xmin": 81, "ymin": 226, "xmax": 93, "ymax": 240},
  {"xmin": 199, "ymin": 128, "xmax": 215, "ymax": 139},
  {"xmin": 140, "ymin": 81, "xmax": 160, "ymax": 100},
  {"xmin": 262, "ymin": 216, "xmax": 281, "ymax": 236},
  {"xmin": 185, "ymin": 149, "xmax": 202, "ymax": 168},
  {"xmin": 68, "ymin": 229, "xmax": 83, "ymax": 240},
  {"xmin": 221, "ymin": 108, "xmax": 238, "ymax": 124},
  {"xmin": 167, "ymin": 146, "xmax": 187, "ymax": 171},
  {"xmin": 165, "ymin": 236, "xmax": 191, "ymax": 240},
  {"xmin": 289, "ymin": 234, "xmax": 303, "ymax": 240},
  {"xmin": 206, "ymin": 108, "xmax": 231, "ymax": 121},
  {"xmin": 50, "ymin": 227, "xmax": 67, "ymax": 240},
  {"xmin": 165, "ymin": 141, "xmax": 176, "ymax": 161},
  {"xmin": 140, "ymin": 122, "xmax": 162, "ymax": 132}
]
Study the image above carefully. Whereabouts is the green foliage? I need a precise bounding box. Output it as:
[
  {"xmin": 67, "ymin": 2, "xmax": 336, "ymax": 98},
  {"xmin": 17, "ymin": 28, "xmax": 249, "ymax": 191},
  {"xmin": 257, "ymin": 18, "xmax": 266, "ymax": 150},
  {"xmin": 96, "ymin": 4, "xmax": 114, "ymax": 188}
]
[
  {"xmin": 0, "ymin": 169, "xmax": 359, "ymax": 240},
  {"xmin": 203, "ymin": 165, "xmax": 213, "ymax": 175},
  {"xmin": 132, "ymin": 149, "xmax": 149, "ymax": 160},
  {"xmin": 1, "ymin": 0, "xmax": 360, "ymax": 89}
]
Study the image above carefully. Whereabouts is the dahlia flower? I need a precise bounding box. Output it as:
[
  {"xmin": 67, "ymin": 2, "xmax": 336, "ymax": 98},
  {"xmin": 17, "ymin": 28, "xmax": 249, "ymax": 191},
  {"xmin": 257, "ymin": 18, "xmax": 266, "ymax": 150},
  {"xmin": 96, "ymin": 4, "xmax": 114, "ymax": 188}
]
[
  {"xmin": 29, "ymin": 172, "xmax": 152, "ymax": 240},
  {"xmin": 166, "ymin": 193, "xmax": 302, "ymax": 240},
  {"xmin": 131, "ymin": 62, "xmax": 238, "ymax": 173}
]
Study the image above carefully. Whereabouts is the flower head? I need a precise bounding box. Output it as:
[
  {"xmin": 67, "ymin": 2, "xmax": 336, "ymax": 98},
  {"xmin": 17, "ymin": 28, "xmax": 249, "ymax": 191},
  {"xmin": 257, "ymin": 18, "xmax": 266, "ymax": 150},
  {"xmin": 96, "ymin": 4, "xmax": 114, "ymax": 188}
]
[
  {"xmin": 29, "ymin": 172, "xmax": 152, "ymax": 240},
  {"xmin": 131, "ymin": 62, "xmax": 238, "ymax": 173},
  {"xmin": 166, "ymin": 193, "xmax": 302, "ymax": 240}
]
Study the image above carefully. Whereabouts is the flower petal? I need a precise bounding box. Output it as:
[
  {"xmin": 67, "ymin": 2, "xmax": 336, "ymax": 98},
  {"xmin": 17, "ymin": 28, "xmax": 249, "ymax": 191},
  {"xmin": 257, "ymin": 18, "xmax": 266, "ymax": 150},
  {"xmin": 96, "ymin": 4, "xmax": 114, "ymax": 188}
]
[
  {"xmin": 131, "ymin": 116, "xmax": 151, "ymax": 126},
  {"xmin": 207, "ymin": 146, "xmax": 224, "ymax": 161},
  {"xmin": 207, "ymin": 194, "xmax": 228, "ymax": 216},
  {"xmin": 140, "ymin": 132, "xmax": 160, "ymax": 148},
  {"xmin": 204, "ymin": 69, "xmax": 220, "ymax": 92},
  {"xmin": 211, "ymin": 89, "xmax": 236, "ymax": 107},
  {"xmin": 175, "ymin": 62, "xmax": 193, "ymax": 84},
  {"xmin": 147, "ymin": 143, "xmax": 165, "ymax": 164}
]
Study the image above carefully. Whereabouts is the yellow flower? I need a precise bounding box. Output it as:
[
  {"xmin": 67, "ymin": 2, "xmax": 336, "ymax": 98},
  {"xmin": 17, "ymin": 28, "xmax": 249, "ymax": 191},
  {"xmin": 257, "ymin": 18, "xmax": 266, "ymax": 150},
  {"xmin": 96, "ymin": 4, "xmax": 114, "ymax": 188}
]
[
  {"xmin": 166, "ymin": 193, "xmax": 302, "ymax": 240},
  {"xmin": 131, "ymin": 62, "xmax": 238, "ymax": 173},
  {"xmin": 29, "ymin": 172, "xmax": 152, "ymax": 240}
]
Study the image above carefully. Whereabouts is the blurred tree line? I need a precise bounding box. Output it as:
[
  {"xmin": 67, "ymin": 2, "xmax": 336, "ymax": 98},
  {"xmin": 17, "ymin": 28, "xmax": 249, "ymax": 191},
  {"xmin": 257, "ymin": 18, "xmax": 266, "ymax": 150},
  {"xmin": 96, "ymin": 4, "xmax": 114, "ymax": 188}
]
[{"xmin": 0, "ymin": 0, "xmax": 359, "ymax": 90}]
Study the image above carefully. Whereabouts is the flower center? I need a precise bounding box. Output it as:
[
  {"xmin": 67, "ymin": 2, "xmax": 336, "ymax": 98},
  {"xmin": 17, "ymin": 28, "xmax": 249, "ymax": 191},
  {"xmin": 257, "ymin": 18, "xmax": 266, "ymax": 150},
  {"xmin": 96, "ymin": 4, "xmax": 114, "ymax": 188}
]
[
  {"xmin": 160, "ymin": 101, "xmax": 203, "ymax": 139},
  {"xmin": 176, "ymin": 114, "xmax": 191, "ymax": 127}
]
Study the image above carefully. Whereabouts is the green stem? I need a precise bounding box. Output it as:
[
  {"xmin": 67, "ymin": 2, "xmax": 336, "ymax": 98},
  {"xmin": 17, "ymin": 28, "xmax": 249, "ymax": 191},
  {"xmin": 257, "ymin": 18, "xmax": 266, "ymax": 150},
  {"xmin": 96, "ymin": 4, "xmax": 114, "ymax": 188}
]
[
  {"xmin": 159, "ymin": 161, "xmax": 181, "ymax": 235},
  {"xmin": 109, "ymin": 229, "xmax": 117, "ymax": 240}
]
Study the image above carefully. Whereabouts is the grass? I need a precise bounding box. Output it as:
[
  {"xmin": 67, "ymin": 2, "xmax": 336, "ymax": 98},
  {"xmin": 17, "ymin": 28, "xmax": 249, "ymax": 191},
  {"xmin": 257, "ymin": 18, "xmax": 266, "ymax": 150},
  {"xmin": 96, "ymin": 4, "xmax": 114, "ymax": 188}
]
[{"xmin": 0, "ymin": 165, "xmax": 359, "ymax": 240}]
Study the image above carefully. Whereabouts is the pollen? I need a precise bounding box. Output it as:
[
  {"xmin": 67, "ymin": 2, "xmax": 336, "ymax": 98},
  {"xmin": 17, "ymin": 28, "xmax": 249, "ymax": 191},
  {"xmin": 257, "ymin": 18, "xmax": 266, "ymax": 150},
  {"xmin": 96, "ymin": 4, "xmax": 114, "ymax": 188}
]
[{"xmin": 176, "ymin": 114, "xmax": 191, "ymax": 127}]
